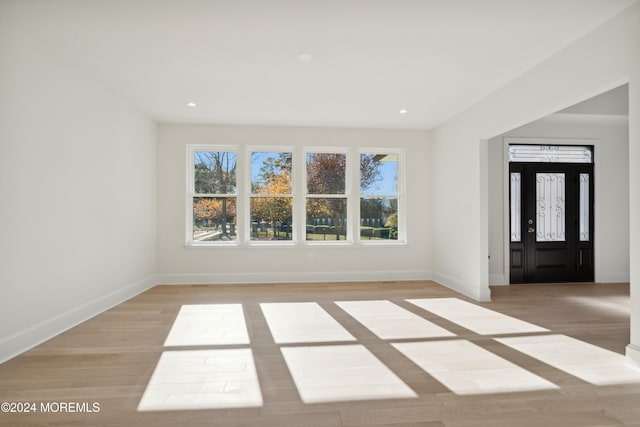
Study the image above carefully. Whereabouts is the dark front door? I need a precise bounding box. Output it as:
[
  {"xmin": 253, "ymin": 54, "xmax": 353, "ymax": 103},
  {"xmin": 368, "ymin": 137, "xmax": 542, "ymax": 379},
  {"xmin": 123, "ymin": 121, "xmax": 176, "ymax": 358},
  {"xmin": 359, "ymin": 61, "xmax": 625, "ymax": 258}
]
[{"xmin": 509, "ymin": 162, "xmax": 594, "ymax": 283}]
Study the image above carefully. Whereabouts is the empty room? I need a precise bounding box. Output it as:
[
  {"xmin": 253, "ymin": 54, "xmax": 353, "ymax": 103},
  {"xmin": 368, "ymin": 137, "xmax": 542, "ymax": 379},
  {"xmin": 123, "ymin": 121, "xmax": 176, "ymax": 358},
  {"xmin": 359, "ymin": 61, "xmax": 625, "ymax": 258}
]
[{"xmin": 1, "ymin": 1, "xmax": 640, "ymax": 426}]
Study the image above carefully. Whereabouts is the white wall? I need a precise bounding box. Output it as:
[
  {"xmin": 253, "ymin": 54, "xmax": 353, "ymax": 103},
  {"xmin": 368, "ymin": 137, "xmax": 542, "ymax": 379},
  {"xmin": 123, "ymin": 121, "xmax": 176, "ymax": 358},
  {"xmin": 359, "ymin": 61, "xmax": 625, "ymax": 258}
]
[
  {"xmin": 429, "ymin": 126, "xmax": 488, "ymax": 299},
  {"xmin": 157, "ymin": 124, "xmax": 431, "ymax": 284},
  {"xmin": 429, "ymin": 3, "xmax": 640, "ymax": 364},
  {"xmin": 488, "ymin": 118, "xmax": 630, "ymax": 284},
  {"xmin": 630, "ymin": 40, "xmax": 640, "ymax": 368},
  {"xmin": 0, "ymin": 8, "xmax": 157, "ymax": 362}
]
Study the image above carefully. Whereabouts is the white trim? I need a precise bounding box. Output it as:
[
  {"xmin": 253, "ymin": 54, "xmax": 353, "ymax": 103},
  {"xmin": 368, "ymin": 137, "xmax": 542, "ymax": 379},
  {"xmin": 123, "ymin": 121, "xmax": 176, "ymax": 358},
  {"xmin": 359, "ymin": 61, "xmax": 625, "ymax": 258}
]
[
  {"xmin": 186, "ymin": 145, "xmax": 240, "ymax": 247},
  {"xmin": 357, "ymin": 148, "xmax": 407, "ymax": 244},
  {"xmin": 431, "ymin": 271, "xmax": 492, "ymax": 302},
  {"xmin": 502, "ymin": 141, "xmax": 511, "ymax": 285},
  {"xmin": 0, "ymin": 275, "xmax": 156, "ymax": 364},
  {"xmin": 489, "ymin": 274, "xmax": 508, "ymax": 285},
  {"xmin": 292, "ymin": 145, "xmax": 304, "ymax": 244},
  {"xmin": 304, "ymin": 148, "xmax": 351, "ymax": 243},
  {"xmin": 185, "ymin": 144, "xmax": 408, "ymax": 248},
  {"xmin": 596, "ymin": 272, "xmax": 630, "ymax": 283},
  {"xmin": 508, "ymin": 144, "xmax": 593, "ymax": 163},
  {"xmin": 156, "ymin": 270, "xmax": 431, "ymax": 286},
  {"xmin": 504, "ymin": 137, "xmax": 599, "ymax": 152},
  {"xmin": 246, "ymin": 146, "xmax": 295, "ymax": 244},
  {"xmin": 626, "ymin": 344, "xmax": 640, "ymax": 372},
  {"xmin": 184, "ymin": 241, "xmax": 408, "ymax": 249}
]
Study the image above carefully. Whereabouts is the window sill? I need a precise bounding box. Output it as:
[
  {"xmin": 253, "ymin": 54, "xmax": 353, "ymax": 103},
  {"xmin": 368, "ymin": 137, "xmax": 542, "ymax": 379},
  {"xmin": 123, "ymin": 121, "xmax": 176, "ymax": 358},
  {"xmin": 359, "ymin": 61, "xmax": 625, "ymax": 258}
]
[
  {"xmin": 358, "ymin": 240, "xmax": 407, "ymax": 246},
  {"xmin": 185, "ymin": 240, "xmax": 407, "ymax": 248}
]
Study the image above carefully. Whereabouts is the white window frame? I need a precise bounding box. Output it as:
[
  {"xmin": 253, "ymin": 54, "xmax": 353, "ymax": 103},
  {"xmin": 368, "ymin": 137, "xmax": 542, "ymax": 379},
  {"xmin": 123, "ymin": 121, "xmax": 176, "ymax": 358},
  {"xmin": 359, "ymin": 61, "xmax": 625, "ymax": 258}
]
[
  {"xmin": 357, "ymin": 148, "xmax": 406, "ymax": 245},
  {"xmin": 303, "ymin": 147, "xmax": 352, "ymax": 245},
  {"xmin": 186, "ymin": 144, "xmax": 241, "ymax": 247},
  {"xmin": 185, "ymin": 145, "xmax": 407, "ymax": 247},
  {"xmin": 246, "ymin": 146, "xmax": 296, "ymax": 246}
]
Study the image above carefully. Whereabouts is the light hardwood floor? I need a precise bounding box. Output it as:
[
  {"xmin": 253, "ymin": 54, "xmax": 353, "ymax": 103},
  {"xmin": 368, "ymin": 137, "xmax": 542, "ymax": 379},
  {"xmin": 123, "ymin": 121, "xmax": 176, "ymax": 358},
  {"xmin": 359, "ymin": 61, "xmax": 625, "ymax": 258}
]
[{"xmin": 1, "ymin": 281, "xmax": 639, "ymax": 426}]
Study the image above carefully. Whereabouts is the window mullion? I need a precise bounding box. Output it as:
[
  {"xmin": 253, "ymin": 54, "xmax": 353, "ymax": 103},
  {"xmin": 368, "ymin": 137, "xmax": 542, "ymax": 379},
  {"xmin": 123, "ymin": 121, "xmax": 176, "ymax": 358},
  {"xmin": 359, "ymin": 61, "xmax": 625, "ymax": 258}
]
[{"xmin": 186, "ymin": 145, "xmax": 406, "ymax": 246}]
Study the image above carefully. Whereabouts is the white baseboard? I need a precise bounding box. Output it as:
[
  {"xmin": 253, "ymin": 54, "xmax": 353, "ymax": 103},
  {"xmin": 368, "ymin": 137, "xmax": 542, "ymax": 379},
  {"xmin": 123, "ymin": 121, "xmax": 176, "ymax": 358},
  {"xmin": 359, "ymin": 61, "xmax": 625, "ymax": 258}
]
[
  {"xmin": 0, "ymin": 269, "xmax": 494, "ymax": 363},
  {"xmin": 596, "ymin": 272, "xmax": 630, "ymax": 283},
  {"xmin": 489, "ymin": 274, "xmax": 508, "ymax": 286},
  {"xmin": 626, "ymin": 344, "xmax": 640, "ymax": 371},
  {"xmin": 156, "ymin": 270, "xmax": 432, "ymax": 285},
  {"xmin": 0, "ymin": 275, "xmax": 156, "ymax": 364},
  {"xmin": 431, "ymin": 271, "xmax": 492, "ymax": 302}
]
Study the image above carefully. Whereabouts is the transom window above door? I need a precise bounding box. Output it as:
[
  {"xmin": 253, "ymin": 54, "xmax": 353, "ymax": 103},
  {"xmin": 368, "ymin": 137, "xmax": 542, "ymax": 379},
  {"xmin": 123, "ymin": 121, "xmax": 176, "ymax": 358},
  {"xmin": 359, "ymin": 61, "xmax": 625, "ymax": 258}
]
[{"xmin": 508, "ymin": 145, "xmax": 593, "ymax": 163}]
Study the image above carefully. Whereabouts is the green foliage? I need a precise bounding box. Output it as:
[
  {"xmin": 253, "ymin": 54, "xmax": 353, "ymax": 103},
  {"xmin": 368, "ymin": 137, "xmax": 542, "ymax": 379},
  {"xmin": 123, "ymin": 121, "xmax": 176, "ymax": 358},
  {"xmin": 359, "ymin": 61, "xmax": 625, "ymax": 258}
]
[
  {"xmin": 193, "ymin": 151, "xmax": 237, "ymax": 236},
  {"xmin": 385, "ymin": 212, "xmax": 398, "ymax": 228},
  {"xmin": 360, "ymin": 226, "xmax": 397, "ymax": 240}
]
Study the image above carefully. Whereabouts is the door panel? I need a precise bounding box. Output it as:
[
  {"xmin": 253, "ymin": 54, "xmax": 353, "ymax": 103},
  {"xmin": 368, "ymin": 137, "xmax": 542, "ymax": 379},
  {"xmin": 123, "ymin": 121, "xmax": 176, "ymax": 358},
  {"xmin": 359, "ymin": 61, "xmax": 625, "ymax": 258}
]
[
  {"xmin": 509, "ymin": 162, "xmax": 594, "ymax": 283},
  {"xmin": 510, "ymin": 250, "xmax": 524, "ymax": 269},
  {"xmin": 536, "ymin": 249, "xmax": 567, "ymax": 268}
]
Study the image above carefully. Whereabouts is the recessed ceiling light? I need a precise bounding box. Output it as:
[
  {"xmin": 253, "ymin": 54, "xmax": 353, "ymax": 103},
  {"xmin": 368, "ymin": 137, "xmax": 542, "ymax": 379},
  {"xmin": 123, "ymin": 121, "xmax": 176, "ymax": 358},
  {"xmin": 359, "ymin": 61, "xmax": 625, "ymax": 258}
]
[
  {"xmin": 187, "ymin": 102, "xmax": 197, "ymax": 107},
  {"xmin": 399, "ymin": 109, "xmax": 408, "ymax": 114},
  {"xmin": 297, "ymin": 53, "xmax": 313, "ymax": 62}
]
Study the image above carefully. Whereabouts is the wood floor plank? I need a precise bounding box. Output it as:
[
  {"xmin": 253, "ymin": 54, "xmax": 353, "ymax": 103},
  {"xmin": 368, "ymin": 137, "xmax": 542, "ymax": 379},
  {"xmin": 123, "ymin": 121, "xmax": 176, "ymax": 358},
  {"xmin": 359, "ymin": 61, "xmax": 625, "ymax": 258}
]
[{"xmin": 1, "ymin": 281, "xmax": 639, "ymax": 426}]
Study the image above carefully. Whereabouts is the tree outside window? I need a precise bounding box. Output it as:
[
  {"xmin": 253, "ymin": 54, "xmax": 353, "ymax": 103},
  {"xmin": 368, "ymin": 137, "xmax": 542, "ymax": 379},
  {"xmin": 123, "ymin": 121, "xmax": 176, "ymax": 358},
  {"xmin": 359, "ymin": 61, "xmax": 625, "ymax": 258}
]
[
  {"xmin": 250, "ymin": 152, "xmax": 293, "ymax": 241},
  {"xmin": 192, "ymin": 151, "xmax": 237, "ymax": 242},
  {"xmin": 359, "ymin": 153, "xmax": 399, "ymax": 240},
  {"xmin": 187, "ymin": 146, "xmax": 403, "ymax": 246},
  {"xmin": 305, "ymin": 153, "xmax": 348, "ymax": 241}
]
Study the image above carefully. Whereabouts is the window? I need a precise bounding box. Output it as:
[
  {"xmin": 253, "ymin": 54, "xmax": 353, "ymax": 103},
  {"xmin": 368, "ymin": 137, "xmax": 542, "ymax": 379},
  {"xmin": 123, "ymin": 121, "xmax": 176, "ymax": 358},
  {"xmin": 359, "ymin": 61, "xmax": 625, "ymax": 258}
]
[
  {"xmin": 186, "ymin": 145, "xmax": 405, "ymax": 246},
  {"xmin": 250, "ymin": 151, "xmax": 293, "ymax": 241},
  {"xmin": 508, "ymin": 145, "xmax": 592, "ymax": 163},
  {"xmin": 305, "ymin": 152, "xmax": 348, "ymax": 241},
  {"xmin": 190, "ymin": 149, "xmax": 237, "ymax": 244},
  {"xmin": 510, "ymin": 172, "xmax": 521, "ymax": 242},
  {"xmin": 359, "ymin": 153, "xmax": 400, "ymax": 241}
]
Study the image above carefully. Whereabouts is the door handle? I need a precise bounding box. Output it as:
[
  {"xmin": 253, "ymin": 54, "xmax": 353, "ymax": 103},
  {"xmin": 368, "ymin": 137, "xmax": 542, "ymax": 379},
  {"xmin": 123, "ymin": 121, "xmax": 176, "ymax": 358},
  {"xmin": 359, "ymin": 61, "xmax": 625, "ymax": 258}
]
[{"xmin": 528, "ymin": 227, "xmax": 535, "ymax": 233}]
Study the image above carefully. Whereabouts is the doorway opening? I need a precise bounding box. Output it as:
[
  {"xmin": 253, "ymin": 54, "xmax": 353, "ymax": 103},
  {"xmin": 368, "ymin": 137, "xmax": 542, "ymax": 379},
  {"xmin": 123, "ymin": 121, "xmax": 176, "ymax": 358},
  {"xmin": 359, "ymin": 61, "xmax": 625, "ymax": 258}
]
[{"xmin": 486, "ymin": 84, "xmax": 629, "ymax": 287}]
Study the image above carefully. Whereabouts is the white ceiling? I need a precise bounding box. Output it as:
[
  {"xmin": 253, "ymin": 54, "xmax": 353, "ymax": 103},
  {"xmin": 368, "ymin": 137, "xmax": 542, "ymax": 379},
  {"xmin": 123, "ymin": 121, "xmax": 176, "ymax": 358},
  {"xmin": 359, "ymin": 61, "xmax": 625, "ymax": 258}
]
[
  {"xmin": 558, "ymin": 84, "xmax": 629, "ymax": 115},
  {"xmin": 3, "ymin": 0, "xmax": 637, "ymax": 129}
]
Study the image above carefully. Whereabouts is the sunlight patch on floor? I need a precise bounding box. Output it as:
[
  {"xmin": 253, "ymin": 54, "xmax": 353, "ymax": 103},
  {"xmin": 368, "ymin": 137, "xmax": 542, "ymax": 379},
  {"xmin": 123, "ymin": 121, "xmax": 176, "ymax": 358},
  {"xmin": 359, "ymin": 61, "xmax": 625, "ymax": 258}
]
[
  {"xmin": 137, "ymin": 349, "xmax": 263, "ymax": 411},
  {"xmin": 281, "ymin": 344, "xmax": 417, "ymax": 403},
  {"xmin": 260, "ymin": 302, "xmax": 356, "ymax": 344},
  {"xmin": 336, "ymin": 300, "xmax": 456, "ymax": 339},
  {"xmin": 407, "ymin": 298, "xmax": 548, "ymax": 335},
  {"xmin": 563, "ymin": 295, "xmax": 630, "ymax": 317},
  {"xmin": 496, "ymin": 334, "xmax": 640, "ymax": 385},
  {"xmin": 138, "ymin": 296, "xmax": 637, "ymax": 411},
  {"xmin": 392, "ymin": 340, "xmax": 558, "ymax": 395},
  {"xmin": 164, "ymin": 304, "xmax": 249, "ymax": 346}
]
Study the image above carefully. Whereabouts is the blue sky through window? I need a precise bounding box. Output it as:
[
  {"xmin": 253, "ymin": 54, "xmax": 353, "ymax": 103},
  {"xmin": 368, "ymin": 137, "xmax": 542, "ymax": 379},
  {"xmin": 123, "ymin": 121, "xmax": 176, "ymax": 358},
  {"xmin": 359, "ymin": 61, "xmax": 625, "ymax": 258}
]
[
  {"xmin": 361, "ymin": 154, "xmax": 398, "ymax": 196},
  {"xmin": 249, "ymin": 151, "xmax": 397, "ymax": 195},
  {"xmin": 251, "ymin": 152, "xmax": 291, "ymax": 188}
]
